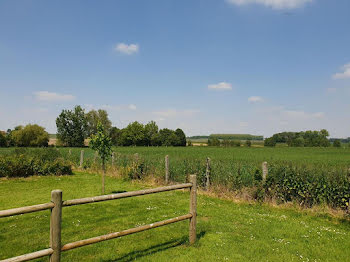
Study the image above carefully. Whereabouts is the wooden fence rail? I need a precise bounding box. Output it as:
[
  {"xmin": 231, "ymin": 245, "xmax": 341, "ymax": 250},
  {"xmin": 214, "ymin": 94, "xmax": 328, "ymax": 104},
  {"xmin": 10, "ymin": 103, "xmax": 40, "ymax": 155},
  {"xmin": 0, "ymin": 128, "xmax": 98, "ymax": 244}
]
[{"xmin": 0, "ymin": 175, "xmax": 197, "ymax": 262}]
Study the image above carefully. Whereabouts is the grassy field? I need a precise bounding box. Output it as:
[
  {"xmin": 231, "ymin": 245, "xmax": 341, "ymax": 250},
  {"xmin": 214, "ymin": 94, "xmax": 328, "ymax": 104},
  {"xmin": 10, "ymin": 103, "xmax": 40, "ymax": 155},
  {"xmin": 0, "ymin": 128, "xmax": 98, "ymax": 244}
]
[{"xmin": 0, "ymin": 172, "xmax": 349, "ymax": 261}]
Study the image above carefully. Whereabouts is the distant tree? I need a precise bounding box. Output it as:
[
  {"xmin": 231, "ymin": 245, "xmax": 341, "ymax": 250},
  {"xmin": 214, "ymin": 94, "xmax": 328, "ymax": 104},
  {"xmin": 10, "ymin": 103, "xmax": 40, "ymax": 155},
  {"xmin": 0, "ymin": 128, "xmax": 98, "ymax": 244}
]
[
  {"xmin": 110, "ymin": 127, "xmax": 122, "ymax": 146},
  {"xmin": 264, "ymin": 137, "xmax": 276, "ymax": 147},
  {"xmin": 174, "ymin": 128, "xmax": 186, "ymax": 146},
  {"xmin": 11, "ymin": 124, "xmax": 49, "ymax": 147},
  {"xmin": 150, "ymin": 133, "xmax": 162, "ymax": 146},
  {"xmin": 144, "ymin": 121, "xmax": 159, "ymax": 146},
  {"xmin": 208, "ymin": 137, "xmax": 220, "ymax": 146},
  {"xmin": 333, "ymin": 140, "xmax": 341, "ymax": 148},
  {"xmin": 233, "ymin": 140, "xmax": 241, "ymax": 147},
  {"xmin": 90, "ymin": 122, "xmax": 112, "ymax": 194},
  {"xmin": 120, "ymin": 121, "xmax": 145, "ymax": 146},
  {"xmin": 245, "ymin": 140, "xmax": 252, "ymax": 147},
  {"xmin": 56, "ymin": 105, "xmax": 88, "ymax": 147},
  {"xmin": 86, "ymin": 109, "xmax": 112, "ymax": 136},
  {"xmin": 159, "ymin": 128, "xmax": 177, "ymax": 146},
  {"xmin": 187, "ymin": 139, "xmax": 192, "ymax": 146},
  {"xmin": 0, "ymin": 132, "xmax": 7, "ymax": 147},
  {"xmin": 291, "ymin": 137, "xmax": 305, "ymax": 147}
]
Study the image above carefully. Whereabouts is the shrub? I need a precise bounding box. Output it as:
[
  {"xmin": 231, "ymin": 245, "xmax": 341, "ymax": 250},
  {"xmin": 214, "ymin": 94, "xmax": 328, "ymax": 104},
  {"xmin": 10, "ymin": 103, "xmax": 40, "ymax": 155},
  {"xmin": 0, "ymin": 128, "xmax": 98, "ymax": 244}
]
[
  {"xmin": 333, "ymin": 140, "xmax": 341, "ymax": 147},
  {"xmin": 11, "ymin": 124, "xmax": 49, "ymax": 147},
  {"xmin": 0, "ymin": 149, "xmax": 72, "ymax": 178}
]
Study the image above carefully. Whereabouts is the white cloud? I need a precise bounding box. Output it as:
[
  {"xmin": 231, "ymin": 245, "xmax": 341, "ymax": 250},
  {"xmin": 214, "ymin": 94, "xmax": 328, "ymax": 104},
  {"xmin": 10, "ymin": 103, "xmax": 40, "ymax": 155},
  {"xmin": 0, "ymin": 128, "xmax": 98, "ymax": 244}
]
[
  {"xmin": 226, "ymin": 0, "xmax": 312, "ymax": 9},
  {"xmin": 128, "ymin": 104, "xmax": 137, "ymax": 110},
  {"xmin": 283, "ymin": 110, "xmax": 324, "ymax": 119},
  {"xmin": 34, "ymin": 91, "xmax": 75, "ymax": 102},
  {"xmin": 208, "ymin": 82, "xmax": 232, "ymax": 90},
  {"xmin": 153, "ymin": 109, "xmax": 200, "ymax": 118},
  {"xmin": 248, "ymin": 96, "xmax": 264, "ymax": 103},
  {"xmin": 332, "ymin": 63, "xmax": 350, "ymax": 79},
  {"xmin": 115, "ymin": 43, "xmax": 139, "ymax": 55}
]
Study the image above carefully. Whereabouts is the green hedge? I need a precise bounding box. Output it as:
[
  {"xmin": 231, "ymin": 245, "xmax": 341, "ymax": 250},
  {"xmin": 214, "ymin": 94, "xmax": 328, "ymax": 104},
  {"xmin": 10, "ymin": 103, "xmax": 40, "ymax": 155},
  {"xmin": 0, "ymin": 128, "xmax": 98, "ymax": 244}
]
[{"xmin": 0, "ymin": 149, "xmax": 72, "ymax": 177}]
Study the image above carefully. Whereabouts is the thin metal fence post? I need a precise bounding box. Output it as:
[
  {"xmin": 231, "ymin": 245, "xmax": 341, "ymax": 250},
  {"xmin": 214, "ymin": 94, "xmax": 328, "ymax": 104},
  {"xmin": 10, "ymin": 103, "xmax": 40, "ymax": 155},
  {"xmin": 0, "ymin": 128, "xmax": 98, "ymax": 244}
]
[{"xmin": 205, "ymin": 157, "xmax": 211, "ymax": 190}]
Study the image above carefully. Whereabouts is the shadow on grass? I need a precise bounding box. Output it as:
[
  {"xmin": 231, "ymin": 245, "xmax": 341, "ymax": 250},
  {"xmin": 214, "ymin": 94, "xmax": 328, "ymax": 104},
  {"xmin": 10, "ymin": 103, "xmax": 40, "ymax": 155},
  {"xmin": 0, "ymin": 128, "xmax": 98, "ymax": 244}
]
[
  {"xmin": 111, "ymin": 190, "xmax": 127, "ymax": 194},
  {"xmin": 103, "ymin": 231, "xmax": 206, "ymax": 262}
]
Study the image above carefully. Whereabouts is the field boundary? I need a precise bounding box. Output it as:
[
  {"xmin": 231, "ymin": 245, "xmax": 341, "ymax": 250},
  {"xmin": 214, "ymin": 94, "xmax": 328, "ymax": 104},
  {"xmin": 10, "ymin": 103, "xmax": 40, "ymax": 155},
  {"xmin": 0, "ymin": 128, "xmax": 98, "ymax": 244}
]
[{"xmin": 0, "ymin": 175, "xmax": 197, "ymax": 262}]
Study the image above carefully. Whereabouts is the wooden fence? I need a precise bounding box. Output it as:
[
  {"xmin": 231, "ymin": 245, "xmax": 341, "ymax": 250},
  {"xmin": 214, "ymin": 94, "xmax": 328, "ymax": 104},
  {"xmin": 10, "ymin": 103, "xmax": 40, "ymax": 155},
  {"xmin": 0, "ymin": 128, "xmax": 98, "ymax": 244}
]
[{"xmin": 0, "ymin": 175, "xmax": 197, "ymax": 262}]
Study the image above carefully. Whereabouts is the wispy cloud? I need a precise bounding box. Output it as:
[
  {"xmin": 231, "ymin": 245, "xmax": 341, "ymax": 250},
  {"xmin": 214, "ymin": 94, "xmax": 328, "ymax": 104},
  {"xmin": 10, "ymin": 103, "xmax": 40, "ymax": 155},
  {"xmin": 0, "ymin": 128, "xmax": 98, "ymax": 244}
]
[
  {"xmin": 332, "ymin": 63, "xmax": 350, "ymax": 79},
  {"xmin": 153, "ymin": 109, "xmax": 200, "ymax": 118},
  {"xmin": 208, "ymin": 82, "xmax": 232, "ymax": 90},
  {"xmin": 283, "ymin": 110, "xmax": 324, "ymax": 119},
  {"xmin": 226, "ymin": 0, "xmax": 313, "ymax": 9},
  {"xmin": 128, "ymin": 104, "xmax": 137, "ymax": 110},
  {"xmin": 34, "ymin": 91, "xmax": 75, "ymax": 102},
  {"xmin": 115, "ymin": 43, "xmax": 139, "ymax": 55},
  {"xmin": 248, "ymin": 96, "xmax": 264, "ymax": 103}
]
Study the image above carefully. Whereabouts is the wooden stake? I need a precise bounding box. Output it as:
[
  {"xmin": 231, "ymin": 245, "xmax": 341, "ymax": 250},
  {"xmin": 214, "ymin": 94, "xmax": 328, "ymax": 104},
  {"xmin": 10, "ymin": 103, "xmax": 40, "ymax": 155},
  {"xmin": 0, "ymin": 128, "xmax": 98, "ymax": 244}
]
[
  {"xmin": 205, "ymin": 157, "xmax": 211, "ymax": 191},
  {"xmin": 165, "ymin": 155, "xmax": 169, "ymax": 184},
  {"xmin": 94, "ymin": 151, "xmax": 98, "ymax": 164},
  {"xmin": 189, "ymin": 175, "xmax": 197, "ymax": 245},
  {"xmin": 79, "ymin": 150, "xmax": 84, "ymax": 168},
  {"xmin": 50, "ymin": 190, "xmax": 62, "ymax": 262},
  {"xmin": 111, "ymin": 152, "xmax": 115, "ymax": 166},
  {"xmin": 262, "ymin": 161, "xmax": 268, "ymax": 181}
]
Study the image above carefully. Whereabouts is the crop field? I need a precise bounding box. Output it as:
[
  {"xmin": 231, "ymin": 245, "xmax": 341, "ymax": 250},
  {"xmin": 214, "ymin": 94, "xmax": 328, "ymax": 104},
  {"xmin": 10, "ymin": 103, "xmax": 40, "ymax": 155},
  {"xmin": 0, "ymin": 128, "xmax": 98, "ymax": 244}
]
[
  {"xmin": 1, "ymin": 147, "xmax": 349, "ymax": 210},
  {"xmin": 1, "ymin": 172, "xmax": 349, "ymax": 261}
]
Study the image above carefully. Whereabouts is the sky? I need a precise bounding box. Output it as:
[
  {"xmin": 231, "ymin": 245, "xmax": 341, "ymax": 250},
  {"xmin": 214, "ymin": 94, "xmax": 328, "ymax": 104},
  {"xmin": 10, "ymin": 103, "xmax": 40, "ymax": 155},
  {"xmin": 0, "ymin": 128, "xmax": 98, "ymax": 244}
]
[{"xmin": 0, "ymin": 0, "xmax": 349, "ymax": 138}]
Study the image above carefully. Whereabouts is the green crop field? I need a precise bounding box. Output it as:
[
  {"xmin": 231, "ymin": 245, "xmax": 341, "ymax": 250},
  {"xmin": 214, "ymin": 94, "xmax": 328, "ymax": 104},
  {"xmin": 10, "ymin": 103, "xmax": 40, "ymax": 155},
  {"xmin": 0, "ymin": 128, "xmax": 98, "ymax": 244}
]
[
  {"xmin": 1, "ymin": 172, "xmax": 349, "ymax": 261},
  {"xmin": 1, "ymin": 146, "xmax": 349, "ymax": 209}
]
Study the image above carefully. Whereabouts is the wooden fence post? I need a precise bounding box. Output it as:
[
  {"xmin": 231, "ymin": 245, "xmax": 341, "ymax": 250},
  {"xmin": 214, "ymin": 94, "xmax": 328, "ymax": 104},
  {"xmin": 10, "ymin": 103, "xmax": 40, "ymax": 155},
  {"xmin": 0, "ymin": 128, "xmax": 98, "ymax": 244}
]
[
  {"xmin": 94, "ymin": 151, "xmax": 98, "ymax": 164},
  {"xmin": 189, "ymin": 175, "xmax": 197, "ymax": 245},
  {"xmin": 165, "ymin": 155, "xmax": 169, "ymax": 184},
  {"xmin": 79, "ymin": 150, "xmax": 84, "ymax": 168},
  {"xmin": 262, "ymin": 161, "xmax": 268, "ymax": 181},
  {"xmin": 50, "ymin": 190, "xmax": 62, "ymax": 262},
  {"xmin": 112, "ymin": 152, "xmax": 115, "ymax": 167},
  {"xmin": 68, "ymin": 149, "xmax": 71, "ymax": 156},
  {"xmin": 205, "ymin": 157, "xmax": 211, "ymax": 191}
]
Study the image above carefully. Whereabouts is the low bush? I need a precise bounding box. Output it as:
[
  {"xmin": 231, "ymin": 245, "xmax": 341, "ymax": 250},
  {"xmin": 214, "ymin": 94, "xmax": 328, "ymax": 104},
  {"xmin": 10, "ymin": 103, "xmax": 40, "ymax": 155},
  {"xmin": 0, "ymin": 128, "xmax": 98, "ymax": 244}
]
[{"xmin": 0, "ymin": 149, "xmax": 72, "ymax": 178}]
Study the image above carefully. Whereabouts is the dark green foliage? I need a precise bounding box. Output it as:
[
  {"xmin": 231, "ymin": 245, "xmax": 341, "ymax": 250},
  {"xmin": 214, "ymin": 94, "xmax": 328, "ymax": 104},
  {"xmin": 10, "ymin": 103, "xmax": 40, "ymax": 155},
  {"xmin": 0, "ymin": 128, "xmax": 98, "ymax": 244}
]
[
  {"xmin": 175, "ymin": 128, "xmax": 186, "ymax": 146},
  {"xmin": 56, "ymin": 105, "xmax": 88, "ymax": 147},
  {"xmin": 0, "ymin": 148, "xmax": 72, "ymax": 177},
  {"xmin": 120, "ymin": 121, "xmax": 146, "ymax": 146},
  {"xmin": 10, "ymin": 124, "xmax": 49, "ymax": 147},
  {"xmin": 333, "ymin": 140, "xmax": 341, "ymax": 147},
  {"xmin": 0, "ymin": 132, "xmax": 7, "ymax": 147},
  {"xmin": 264, "ymin": 137, "xmax": 276, "ymax": 147},
  {"xmin": 265, "ymin": 129, "xmax": 331, "ymax": 147}
]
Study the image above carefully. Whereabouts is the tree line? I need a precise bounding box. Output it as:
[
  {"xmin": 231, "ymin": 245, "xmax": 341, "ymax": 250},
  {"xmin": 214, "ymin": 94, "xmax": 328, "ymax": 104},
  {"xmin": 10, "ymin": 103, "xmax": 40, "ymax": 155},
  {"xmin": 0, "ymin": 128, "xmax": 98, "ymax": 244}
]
[
  {"xmin": 263, "ymin": 129, "xmax": 340, "ymax": 147},
  {"xmin": 56, "ymin": 106, "xmax": 186, "ymax": 147},
  {"xmin": 0, "ymin": 105, "xmax": 186, "ymax": 147}
]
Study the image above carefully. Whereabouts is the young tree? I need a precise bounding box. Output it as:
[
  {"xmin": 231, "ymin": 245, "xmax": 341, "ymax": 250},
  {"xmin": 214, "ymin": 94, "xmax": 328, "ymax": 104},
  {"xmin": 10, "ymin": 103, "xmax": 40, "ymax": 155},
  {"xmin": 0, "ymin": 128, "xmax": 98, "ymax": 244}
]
[
  {"xmin": 56, "ymin": 105, "xmax": 88, "ymax": 147},
  {"xmin": 86, "ymin": 109, "xmax": 112, "ymax": 136},
  {"xmin": 11, "ymin": 124, "xmax": 49, "ymax": 147},
  {"xmin": 90, "ymin": 122, "xmax": 112, "ymax": 194}
]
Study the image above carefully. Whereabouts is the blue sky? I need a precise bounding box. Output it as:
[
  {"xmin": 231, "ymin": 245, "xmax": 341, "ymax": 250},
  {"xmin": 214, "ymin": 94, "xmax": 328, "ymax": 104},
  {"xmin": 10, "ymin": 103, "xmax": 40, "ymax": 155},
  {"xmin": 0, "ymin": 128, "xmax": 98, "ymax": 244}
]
[{"xmin": 0, "ymin": 0, "xmax": 349, "ymax": 137}]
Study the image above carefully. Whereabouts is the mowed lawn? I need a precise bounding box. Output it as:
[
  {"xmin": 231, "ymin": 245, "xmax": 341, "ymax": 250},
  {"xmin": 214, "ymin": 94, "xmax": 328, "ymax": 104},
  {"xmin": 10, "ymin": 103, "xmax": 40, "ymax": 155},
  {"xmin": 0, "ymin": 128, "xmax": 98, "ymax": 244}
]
[{"xmin": 0, "ymin": 173, "xmax": 349, "ymax": 261}]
